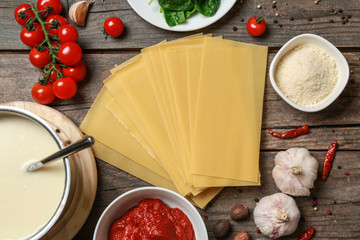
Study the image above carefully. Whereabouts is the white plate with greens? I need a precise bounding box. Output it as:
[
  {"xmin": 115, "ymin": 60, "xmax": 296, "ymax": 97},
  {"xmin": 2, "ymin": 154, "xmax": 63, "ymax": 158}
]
[{"xmin": 127, "ymin": 0, "xmax": 237, "ymax": 32}]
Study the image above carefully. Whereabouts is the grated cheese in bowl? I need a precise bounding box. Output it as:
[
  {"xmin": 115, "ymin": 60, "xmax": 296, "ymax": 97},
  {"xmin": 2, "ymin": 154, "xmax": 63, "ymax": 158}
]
[
  {"xmin": 274, "ymin": 44, "xmax": 338, "ymax": 108},
  {"xmin": 269, "ymin": 34, "xmax": 349, "ymax": 112}
]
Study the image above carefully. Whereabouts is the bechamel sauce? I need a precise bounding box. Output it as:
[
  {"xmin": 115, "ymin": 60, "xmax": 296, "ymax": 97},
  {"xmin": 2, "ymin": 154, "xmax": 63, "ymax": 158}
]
[{"xmin": 0, "ymin": 114, "xmax": 65, "ymax": 240}]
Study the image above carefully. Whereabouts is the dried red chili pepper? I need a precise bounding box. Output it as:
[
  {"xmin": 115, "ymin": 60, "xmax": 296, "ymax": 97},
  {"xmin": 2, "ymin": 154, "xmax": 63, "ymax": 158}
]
[
  {"xmin": 298, "ymin": 227, "xmax": 314, "ymax": 240},
  {"xmin": 268, "ymin": 124, "xmax": 310, "ymax": 139},
  {"xmin": 322, "ymin": 141, "xmax": 337, "ymax": 180}
]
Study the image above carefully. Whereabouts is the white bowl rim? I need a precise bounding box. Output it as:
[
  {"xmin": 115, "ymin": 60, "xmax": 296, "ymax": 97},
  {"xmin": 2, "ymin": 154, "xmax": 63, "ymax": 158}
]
[
  {"xmin": 269, "ymin": 33, "xmax": 350, "ymax": 112},
  {"xmin": 93, "ymin": 186, "xmax": 208, "ymax": 240}
]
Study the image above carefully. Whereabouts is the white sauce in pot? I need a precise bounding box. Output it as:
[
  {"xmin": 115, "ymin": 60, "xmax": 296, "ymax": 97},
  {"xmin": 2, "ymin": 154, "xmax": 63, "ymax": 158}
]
[{"xmin": 0, "ymin": 114, "xmax": 65, "ymax": 240}]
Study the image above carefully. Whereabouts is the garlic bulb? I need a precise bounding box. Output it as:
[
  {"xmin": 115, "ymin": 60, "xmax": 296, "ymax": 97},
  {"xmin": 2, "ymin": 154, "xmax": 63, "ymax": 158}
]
[
  {"xmin": 272, "ymin": 148, "xmax": 318, "ymax": 196},
  {"xmin": 254, "ymin": 193, "xmax": 300, "ymax": 239},
  {"xmin": 69, "ymin": 1, "xmax": 94, "ymax": 26}
]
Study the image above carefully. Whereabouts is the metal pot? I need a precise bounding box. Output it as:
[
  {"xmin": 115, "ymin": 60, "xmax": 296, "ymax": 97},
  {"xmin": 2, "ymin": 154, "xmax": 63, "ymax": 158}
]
[{"xmin": 0, "ymin": 106, "xmax": 74, "ymax": 240}]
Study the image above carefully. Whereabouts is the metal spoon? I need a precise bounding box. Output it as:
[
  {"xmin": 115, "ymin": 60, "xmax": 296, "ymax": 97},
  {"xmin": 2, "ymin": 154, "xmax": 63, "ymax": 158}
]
[{"xmin": 27, "ymin": 136, "xmax": 95, "ymax": 172}]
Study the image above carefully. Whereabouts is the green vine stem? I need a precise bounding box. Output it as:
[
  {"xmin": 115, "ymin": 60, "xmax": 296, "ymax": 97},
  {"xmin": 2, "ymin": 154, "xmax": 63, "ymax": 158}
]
[{"xmin": 29, "ymin": 3, "xmax": 64, "ymax": 84}]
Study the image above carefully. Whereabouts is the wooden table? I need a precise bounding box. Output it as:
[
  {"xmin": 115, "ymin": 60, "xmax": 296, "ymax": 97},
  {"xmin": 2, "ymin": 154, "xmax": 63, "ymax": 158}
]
[{"xmin": 1, "ymin": 0, "xmax": 360, "ymax": 239}]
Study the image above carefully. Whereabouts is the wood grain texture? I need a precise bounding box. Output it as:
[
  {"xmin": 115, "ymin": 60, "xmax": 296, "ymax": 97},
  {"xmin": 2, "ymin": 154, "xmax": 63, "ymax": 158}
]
[
  {"xmin": 1, "ymin": 51, "xmax": 359, "ymax": 239},
  {"xmin": 2, "ymin": 52, "xmax": 360, "ymax": 129},
  {"xmin": 2, "ymin": 0, "xmax": 360, "ymax": 238},
  {"xmin": 2, "ymin": 0, "xmax": 360, "ymax": 50}
]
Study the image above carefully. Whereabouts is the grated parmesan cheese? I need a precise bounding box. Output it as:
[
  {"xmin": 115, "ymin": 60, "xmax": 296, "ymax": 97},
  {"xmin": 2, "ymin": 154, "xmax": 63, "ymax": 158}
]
[{"xmin": 275, "ymin": 44, "xmax": 338, "ymax": 107}]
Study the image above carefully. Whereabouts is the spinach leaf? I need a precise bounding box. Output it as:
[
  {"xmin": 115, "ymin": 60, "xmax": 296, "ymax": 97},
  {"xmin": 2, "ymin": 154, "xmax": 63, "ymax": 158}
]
[
  {"xmin": 185, "ymin": 7, "xmax": 197, "ymax": 18},
  {"xmin": 192, "ymin": 0, "xmax": 220, "ymax": 17},
  {"xmin": 163, "ymin": 10, "xmax": 186, "ymax": 26},
  {"xmin": 159, "ymin": 0, "xmax": 194, "ymax": 11}
]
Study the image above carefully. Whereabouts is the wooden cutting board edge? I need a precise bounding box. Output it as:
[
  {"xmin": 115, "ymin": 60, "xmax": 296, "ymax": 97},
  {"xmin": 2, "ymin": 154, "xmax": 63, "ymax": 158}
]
[{"xmin": 1, "ymin": 101, "xmax": 98, "ymax": 240}]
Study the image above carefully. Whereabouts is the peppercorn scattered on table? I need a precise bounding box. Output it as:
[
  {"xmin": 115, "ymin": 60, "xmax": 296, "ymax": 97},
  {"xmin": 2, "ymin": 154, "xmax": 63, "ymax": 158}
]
[{"xmin": 1, "ymin": 0, "xmax": 360, "ymax": 239}]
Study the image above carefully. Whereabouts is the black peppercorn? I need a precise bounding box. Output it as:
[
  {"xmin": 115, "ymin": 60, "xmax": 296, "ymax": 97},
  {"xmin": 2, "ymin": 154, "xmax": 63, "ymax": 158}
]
[
  {"xmin": 290, "ymin": 16, "xmax": 294, "ymax": 21},
  {"xmin": 307, "ymin": 17, "xmax": 313, "ymax": 21},
  {"xmin": 273, "ymin": 19, "xmax": 278, "ymax": 23},
  {"xmin": 233, "ymin": 26, "xmax": 238, "ymax": 31},
  {"xmin": 338, "ymin": 8, "xmax": 343, "ymax": 13}
]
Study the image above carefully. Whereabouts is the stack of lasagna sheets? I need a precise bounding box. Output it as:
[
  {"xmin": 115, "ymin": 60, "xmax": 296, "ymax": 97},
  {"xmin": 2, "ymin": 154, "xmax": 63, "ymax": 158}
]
[{"xmin": 80, "ymin": 34, "xmax": 268, "ymax": 209}]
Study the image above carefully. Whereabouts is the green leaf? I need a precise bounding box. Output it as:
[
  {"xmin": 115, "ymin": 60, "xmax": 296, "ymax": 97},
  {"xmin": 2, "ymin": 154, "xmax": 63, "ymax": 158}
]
[
  {"xmin": 185, "ymin": 7, "xmax": 197, "ymax": 18},
  {"xmin": 192, "ymin": 0, "xmax": 220, "ymax": 17},
  {"xmin": 163, "ymin": 10, "xmax": 186, "ymax": 26},
  {"xmin": 159, "ymin": 0, "xmax": 194, "ymax": 11}
]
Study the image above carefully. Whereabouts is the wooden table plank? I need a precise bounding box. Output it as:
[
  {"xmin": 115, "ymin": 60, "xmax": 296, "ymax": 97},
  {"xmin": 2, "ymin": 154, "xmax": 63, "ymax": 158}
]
[
  {"xmin": 2, "ymin": 0, "xmax": 360, "ymax": 50},
  {"xmin": 74, "ymin": 151, "xmax": 360, "ymax": 240},
  {"xmin": 2, "ymin": 52, "xmax": 360, "ymax": 129}
]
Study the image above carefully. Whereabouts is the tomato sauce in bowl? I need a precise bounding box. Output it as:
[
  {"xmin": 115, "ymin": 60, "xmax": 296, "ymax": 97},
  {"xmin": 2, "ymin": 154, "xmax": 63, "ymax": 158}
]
[
  {"xmin": 109, "ymin": 198, "xmax": 195, "ymax": 240},
  {"xmin": 94, "ymin": 187, "xmax": 208, "ymax": 240}
]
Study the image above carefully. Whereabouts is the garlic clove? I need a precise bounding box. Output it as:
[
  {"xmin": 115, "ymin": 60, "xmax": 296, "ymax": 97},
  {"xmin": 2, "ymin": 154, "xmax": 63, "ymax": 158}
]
[
  {"xmin": 272, "ymin": 148, "xmax": 319, "ymax": 196},
  {"xmin": 69, "ymin": 1, "xmax": 94, "ymax": 26}
]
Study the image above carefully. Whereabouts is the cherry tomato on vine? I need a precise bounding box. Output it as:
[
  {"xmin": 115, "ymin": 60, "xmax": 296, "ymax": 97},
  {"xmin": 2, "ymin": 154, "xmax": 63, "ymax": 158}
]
[
  {"xmin": 29, "ymin": 47, "xmax": 51, "ymax": 68},
  {"xmin": 104, "ymin": 17, "xmax": 124, "ymax": 38},
  {"xmin": 32, "ymin": 82, "xmax": 56, "ymax": 105},
  {"xmin": 62, "ymin": 60, "xmax": 86, "ymax": 82},
  {"xmin": 14, "ymin": 4, "xmax": 35, "ymax": 26},
  {"xmin": 52, "ymin": 77, "xmax": 77, "ymax": 99},
  {"xmin": 45, "ymin": 15, "xmax": 68, "ymax": 37},
  {"xmin": 37, "ymin": 0, "xmax": 62, "ymax": 16},
  {"xmin": 59, "ymin": 42, "xmax": 82, "ymax": 66},
  {"xmin": 46, "ymin": 64, "xmax": 62, "ymax": 81},
  {"xmin": 20, "ymin": 23, "xmax": 45, "ymax": 47},
  {"xmin": 58, "ymin": 24, "xmax": 78, "ymax": 43},
  {"xmin": 246, "ymin": 16, "xmax": 266, "ymax": 37}
]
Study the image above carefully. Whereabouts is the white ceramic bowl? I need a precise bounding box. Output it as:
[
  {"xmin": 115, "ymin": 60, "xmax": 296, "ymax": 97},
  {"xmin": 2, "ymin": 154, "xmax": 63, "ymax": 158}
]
[
  {"xmin": 93, "ymin": 187, "xmax": 208, "ymax": 239},
  {"xmin": 269, "ymin": 33, "xmax": 349, "ymax": 112}
]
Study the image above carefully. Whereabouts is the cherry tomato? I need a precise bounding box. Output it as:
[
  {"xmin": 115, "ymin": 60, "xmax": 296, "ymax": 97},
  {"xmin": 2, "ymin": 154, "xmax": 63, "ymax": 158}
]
[
  {"xmin": 37, "ymin": 0, "xmax": 62, "ymax": 16},
  {"xmin": 59, "ymin": 42, "xmax": 82, "ymax": 66},
  {"xmin": 52, "ymin": 77, "xmax": 77, "ymax": 99},
  {"xmin": 14, "ymin": 4, "xmax": 35, "ymax": 26},
  {"xmin": 29, "ymin": 47, "xmax": 51, "ymax": 68},
  {"xmin": 46, "ymin": 64, "xmax": 62, "ymax": 81},
  {"xmin": 58, "ymin": 24, "xmax": 78, "ymax": 43},
  {"xmin": 20, "ymin": 23, "xmax": 45, "ymax": 47},
  {"xmin": 62, "ymin": 61, "xmax": 86, "ymax": 82},
  {"xmin": 246, "ymin": 16, "xmax": 266, "ymax": 37},
  {"xmin": 104, "ymin": 17, "xmax": 124, "ymax": 38},
  {"xmin": 45, "ymin": 15, "xmax": 68, "ymax": 37},
  {"xmin": 32, "ymin": 82, "xmax": 56, "ymax": 105}
]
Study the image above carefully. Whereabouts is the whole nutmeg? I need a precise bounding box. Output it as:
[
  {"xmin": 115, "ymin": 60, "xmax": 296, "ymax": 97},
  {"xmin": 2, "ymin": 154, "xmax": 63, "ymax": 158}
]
[
  {"xmin": 213, "ymin": 219, "xmax": 231, "ymax": 238},
  {"xmin": 230, "ymin": 204, "xmax": 248, "ymax": 220},
  {"xmin": 233, "ymin": 230, "xmax": 251, "ymax": 240}
]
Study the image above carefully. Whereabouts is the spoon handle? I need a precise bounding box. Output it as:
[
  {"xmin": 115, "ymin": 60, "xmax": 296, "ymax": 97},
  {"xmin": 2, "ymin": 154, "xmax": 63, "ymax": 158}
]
[{"xmin": 27, "ymin": 136, "xmax": 94, "ymax": 171}]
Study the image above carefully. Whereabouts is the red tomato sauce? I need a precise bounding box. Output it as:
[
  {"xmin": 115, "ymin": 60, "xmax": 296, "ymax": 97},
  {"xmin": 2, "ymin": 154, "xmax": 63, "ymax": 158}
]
[{"xmin": 109, "ymin": 198, "xmax": 196, "ymax": 240}]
